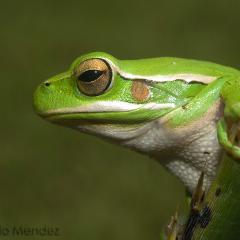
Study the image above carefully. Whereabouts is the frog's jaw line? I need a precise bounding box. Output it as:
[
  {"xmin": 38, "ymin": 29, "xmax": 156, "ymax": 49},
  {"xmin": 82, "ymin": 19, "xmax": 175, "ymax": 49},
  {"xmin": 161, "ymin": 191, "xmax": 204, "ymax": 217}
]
[
  {"xmin": 43, "ymin": 101, "xmax": 176, "ymax": 116},
  {"xmin": 100, "ymin": 57, "xmax": 217, "ymax": 84}
]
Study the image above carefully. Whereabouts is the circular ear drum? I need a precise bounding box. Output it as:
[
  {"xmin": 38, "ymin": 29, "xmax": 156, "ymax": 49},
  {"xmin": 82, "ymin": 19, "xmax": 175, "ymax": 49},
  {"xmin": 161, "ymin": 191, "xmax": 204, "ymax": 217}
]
[{"xmin": 131, "ymin": 80, "xmax": 150, "ymax": 101}]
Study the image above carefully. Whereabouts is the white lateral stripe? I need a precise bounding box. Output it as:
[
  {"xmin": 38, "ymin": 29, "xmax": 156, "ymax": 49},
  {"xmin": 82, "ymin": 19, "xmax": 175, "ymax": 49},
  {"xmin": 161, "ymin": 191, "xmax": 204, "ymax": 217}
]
[
  {"xmin": 45, "ymin": 101, "xmax": 176, "ymax": 115},
  {"xmin": 117, "ymin": 71, "xmax": 216, "ymax": 84},
  {"xmin": 99, "ymin": 57, "xmax": 217, "ymax": 84}
]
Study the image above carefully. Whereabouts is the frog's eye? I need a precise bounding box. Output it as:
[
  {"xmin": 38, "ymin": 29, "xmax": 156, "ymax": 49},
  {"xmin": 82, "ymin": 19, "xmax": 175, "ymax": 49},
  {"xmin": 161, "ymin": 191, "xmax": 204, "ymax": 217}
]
[{"xmin": 75, "ymin": 58, "xmax": 112, "ymax": 96}]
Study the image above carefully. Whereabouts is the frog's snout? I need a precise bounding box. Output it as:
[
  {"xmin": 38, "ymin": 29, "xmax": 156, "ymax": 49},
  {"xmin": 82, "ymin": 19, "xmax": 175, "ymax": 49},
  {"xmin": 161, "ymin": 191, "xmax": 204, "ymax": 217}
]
[
  {"xmin": 33, "ymin": 80, "xmax": 55, "ymax": 117},
  {"xmin": 33, "ymin": 71, "xmax": 73, "ymax": 118}
]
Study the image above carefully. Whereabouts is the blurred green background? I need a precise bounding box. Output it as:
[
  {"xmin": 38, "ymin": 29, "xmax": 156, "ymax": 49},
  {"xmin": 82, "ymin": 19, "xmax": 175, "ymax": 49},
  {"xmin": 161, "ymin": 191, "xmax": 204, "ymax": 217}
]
[{"xmin": 1, "ymin": 0, "xmax": 240, "ymax": 239}]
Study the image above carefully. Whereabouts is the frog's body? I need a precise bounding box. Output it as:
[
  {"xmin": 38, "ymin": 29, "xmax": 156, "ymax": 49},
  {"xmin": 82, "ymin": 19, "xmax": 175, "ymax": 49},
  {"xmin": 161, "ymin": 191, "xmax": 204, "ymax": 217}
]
[{"xmin": 34, "ymin": 52, "xmax": 240, "ymax": 192}]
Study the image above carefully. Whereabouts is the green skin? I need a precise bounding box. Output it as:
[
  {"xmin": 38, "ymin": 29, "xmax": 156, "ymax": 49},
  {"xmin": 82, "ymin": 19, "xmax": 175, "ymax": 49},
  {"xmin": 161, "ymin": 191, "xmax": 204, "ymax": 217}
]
[{"xmin": 34, "ymin": 52, "xmax": 240, "ymax": 190}]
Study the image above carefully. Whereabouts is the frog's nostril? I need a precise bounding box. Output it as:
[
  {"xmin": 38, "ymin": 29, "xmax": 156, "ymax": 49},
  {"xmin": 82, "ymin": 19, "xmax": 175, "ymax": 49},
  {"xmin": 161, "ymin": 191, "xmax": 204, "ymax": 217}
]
[{"xmin": 44, "ymin": 82, "xmax": 51, "ymax": 87}]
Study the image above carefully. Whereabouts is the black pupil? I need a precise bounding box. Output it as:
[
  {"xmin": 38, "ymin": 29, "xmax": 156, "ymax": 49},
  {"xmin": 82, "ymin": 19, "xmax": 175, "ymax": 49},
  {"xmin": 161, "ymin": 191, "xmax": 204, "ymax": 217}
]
[{"xmin": 78, "ymin": 70, "xmax": 103, "ymax": 82}]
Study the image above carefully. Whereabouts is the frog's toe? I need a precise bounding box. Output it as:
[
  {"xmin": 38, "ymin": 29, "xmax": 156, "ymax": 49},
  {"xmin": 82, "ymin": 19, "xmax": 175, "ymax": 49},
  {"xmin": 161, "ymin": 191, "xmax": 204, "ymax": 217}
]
[
  {"xmin": 217, "ymin": 119, "xmax": 240, "ymax": 159},
  {"xmin": 224, "ymin": 103, "xmax": 240, "ymax": 121},
  {"xmin": 230, "ymin": 146, "xmax": 240, "ymax": 159}
]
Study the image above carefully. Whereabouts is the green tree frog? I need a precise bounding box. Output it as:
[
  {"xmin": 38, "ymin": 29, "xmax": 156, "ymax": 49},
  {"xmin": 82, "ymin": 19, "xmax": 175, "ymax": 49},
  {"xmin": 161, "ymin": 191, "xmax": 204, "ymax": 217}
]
[{"xmin": 33, "ymin": 52, "xmax": 240, "ymax": 192}]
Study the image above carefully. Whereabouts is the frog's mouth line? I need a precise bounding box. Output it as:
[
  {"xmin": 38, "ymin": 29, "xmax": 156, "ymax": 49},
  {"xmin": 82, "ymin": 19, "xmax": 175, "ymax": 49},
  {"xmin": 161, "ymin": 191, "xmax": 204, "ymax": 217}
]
[
  {"xmin": 38, "ymin": 100, "xmax": 176, "ymax": 125},
  {"xmin": 40, "ymin": 100, "xmax": 176, "ymax": 117},
  {"xmin": 42, "ymin": 112, "xmax": 152, "ymax": 126}
]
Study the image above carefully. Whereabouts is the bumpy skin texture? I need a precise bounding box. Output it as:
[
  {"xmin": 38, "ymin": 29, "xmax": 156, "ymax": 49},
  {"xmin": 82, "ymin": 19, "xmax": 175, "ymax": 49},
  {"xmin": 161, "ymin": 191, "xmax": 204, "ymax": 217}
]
[{"xmin": 34, "ymin": 52, "xmax": 240, "ymax": 192}]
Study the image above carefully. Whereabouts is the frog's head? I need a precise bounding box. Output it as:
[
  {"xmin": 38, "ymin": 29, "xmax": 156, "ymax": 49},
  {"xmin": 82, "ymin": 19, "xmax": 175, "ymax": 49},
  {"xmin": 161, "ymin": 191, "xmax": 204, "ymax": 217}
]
[{"xmin": 34, "ymin": 52, "xmax": 205, "ymax": 140}]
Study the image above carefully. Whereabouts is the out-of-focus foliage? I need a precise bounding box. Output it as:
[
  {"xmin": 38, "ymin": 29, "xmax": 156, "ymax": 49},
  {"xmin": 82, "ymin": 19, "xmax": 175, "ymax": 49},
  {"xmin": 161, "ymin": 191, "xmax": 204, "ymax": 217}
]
[
  {"xmin": 193, "ymin": 154, "xmax": 240, "ymax": 239},
  {"xmin": 0, "ymin": 0, "xmax": 240, "ymax": 239}
]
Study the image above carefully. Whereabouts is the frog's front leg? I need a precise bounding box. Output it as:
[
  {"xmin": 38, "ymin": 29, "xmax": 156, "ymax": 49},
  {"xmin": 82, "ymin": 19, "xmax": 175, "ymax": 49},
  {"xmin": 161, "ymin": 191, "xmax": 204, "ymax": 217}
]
[
  {"xmin": 217, "ymin": 76, "xmax": 240, "ymax": 159},
  {"xmin": 217, "ymin": 119, "xmax": 240, "ymax": 159}
]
